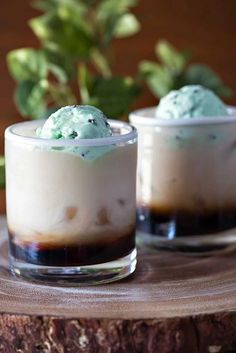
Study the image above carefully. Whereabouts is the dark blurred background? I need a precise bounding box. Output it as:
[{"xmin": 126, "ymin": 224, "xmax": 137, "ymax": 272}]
[{"xmin": 1, "ymin": 0, "xmax": 236, "ymax": 152}]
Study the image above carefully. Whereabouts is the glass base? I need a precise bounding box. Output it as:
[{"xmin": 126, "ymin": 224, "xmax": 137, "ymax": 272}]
[
  {"xmin": 10, "ymin": 248, "xmax": 137, "ymax": 286},
  {"xmin": 137, "ymin": 231, "xmax": 236, "ymax": 254}
]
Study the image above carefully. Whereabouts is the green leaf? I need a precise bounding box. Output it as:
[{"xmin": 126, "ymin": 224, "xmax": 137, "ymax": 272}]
[
  {"xmin": 0, "ymin": 157, "xmax": 5, "ymax": 189},
  {"xmin": 139, "ymin": 61, "xmax": 174, "ymax": 98},
  {"xmin": 139, "ymin": 61, "xmax": 162, "ymax": 76},
  {"xmin": 89, "ymin": 76, "xmax": 140, "ymax": 118},
  {"xmin": 29, "ymin": 13, "xmax": 94, "ymax": 58},
  {"xmin": 48, "ymin": 83, "xmax": 77, "ymax": 106},
  {"xmin": 113, "ymin": 13, "xmax": 140, "ymax": 38},
  {"xmin": 57, "ymin": 0, "xmax": 88, "ymax": 21},
  {"xmin": 7, "ymin": 48, "xmax": 47, "ymax": 82},
  {"xmin": 156, "ymin": 40, "xmax": 189, "ymax": 72},
  {"xmin": 43, "ymin": 48, "xmax": 75, "ymax": 80},
  {"xmin": 215, "ymin": 85, "xmax": 234, "ymax": 98},
  {"xmin": 78, "ymin": 64, "xmax": 94, "ymax": 104},
  {"xmin": 183, "ymin": 64, "xmax": 233, "ymax": 98},
  {"xmin": 48, "ymin": 63, "xmax": 68, "ymax": 83},
  {"xmin": 98, "ymin": 0, "xmax": 138, "ymax": 19},
  {"xmin": 15, "ymin": 79, "xmax": 48, "ymax": 119},
  {"xmin": 90, "ymin": 48, "xmax": 112, "ymax": 78},
  {"xmin": 97, "ymin": 0, "xmax": 139, "ymax": 44}
]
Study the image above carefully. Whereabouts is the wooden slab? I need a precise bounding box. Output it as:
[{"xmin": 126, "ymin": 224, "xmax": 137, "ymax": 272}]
[{"xmin": 0, "ymin": 216, "xmax": 236, "ymax": 352}]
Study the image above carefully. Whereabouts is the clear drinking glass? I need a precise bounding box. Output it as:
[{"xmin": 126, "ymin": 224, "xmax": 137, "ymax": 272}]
[
  {"xmin": 130, "ymin": 106, "xmax": 236, "ymax": 252},
  {"xmin": 5, "ymin": 120, "xmax": 137, "ymax": 285}
]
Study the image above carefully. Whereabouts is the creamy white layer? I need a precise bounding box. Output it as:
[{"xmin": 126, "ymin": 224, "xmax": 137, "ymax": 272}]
[{"xmin": 130, "ymin": 107, "xmax": 236, "ymax": 212}]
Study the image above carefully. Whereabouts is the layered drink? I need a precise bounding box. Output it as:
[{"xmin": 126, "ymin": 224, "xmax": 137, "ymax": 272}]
[
  {"xmin": 5, "ymin": 105, "xmax": 137, "ymax": 284},
  {"xmin": 130, "ymin": 85, "xmax": 236, "ymax": 250}
]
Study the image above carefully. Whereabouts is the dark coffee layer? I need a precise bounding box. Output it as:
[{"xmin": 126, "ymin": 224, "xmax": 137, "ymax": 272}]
[
  {"xmin": 137, "ymin": 206, "xmax": 236, "ymax": 237},
  {"xmin": 9, "ymin": 229, "xmax": 135, "ymax": 266}
]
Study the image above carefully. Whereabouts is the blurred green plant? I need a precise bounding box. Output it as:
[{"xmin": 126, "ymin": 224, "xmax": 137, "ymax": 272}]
[
  {"xmin": 139, "ymin": 40, "xmax": 233, "ymax": 99},
  {"xmin": 4, "ymin": 3, "xmax": 233, "ymax": 191},
  {"xmin": 7, "ymin": 0, "xmax": 141, "ymax": 120}
]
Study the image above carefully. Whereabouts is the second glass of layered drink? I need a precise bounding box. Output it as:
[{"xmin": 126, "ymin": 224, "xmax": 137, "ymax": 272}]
[
  {"xmin": 130, "ymin": 85, "xmax": 236, "ymax": 251},
  {"xmin": 5, "ymin": 105, "xmax": 137, "ymax": 284}
]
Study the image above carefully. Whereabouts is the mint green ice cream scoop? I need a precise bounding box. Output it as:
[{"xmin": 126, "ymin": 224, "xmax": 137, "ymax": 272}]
[
  {"xmin": 38, "ymin": 105, "xmax": 113, "ymax": 160},
  {"xmin": 38, "ymin": 105, "xmax": 112, "ymax": 139},
  {"xmin": 156, "ymin": 85, "xmax": 228, "ymax": 119}
]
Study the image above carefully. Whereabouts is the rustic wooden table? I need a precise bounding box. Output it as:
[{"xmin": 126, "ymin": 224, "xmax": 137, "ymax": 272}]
[{"xmin": 0, "ymin": 217, "xmax": 235, "ymax": 353}]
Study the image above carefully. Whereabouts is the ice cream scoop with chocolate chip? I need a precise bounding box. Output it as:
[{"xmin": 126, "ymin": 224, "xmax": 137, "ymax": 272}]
[
  {"xmin": 38, "ymin": 105, "xmax": 113, "ymax": 160},
  {"xmin": 156, "ymin": 85, "xmax": 228, "ymax": 119},
  {"xmin": 38, "ymin": 105, "xmax": 112, "ymax": 139}
]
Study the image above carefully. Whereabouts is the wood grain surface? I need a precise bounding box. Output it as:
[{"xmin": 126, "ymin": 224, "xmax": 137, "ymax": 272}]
[
  {"xmin": 0, "ymin": 217, "xmax": 236, "ymax": 352},
  {"xmin": 1, "ymin": 3, "xmax": 236, "ymax": 350}
]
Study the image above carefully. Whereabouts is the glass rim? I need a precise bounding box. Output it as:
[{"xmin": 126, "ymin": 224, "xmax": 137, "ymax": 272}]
[
  {"xmin": 129, "ymin": 105, "xmax": 236, "ymax": 127},
  {"xmin": 5, "ymin": 119, "xmax": 137, "ymax": 147}
]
